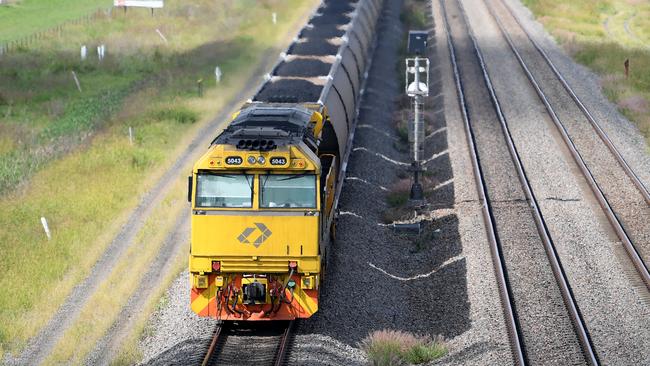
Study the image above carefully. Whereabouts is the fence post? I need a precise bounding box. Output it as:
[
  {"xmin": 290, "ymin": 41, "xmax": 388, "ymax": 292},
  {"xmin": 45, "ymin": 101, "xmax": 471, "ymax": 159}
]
[{"xmin": 41, "ymin": 217, "xmax": 52, "ymax": 240}]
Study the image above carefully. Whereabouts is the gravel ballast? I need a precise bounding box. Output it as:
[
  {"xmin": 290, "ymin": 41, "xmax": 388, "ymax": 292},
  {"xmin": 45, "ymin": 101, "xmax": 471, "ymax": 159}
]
[
  {"xmin": 298, "ymin": 0, "xmax": 472, "ymax": 351},
  {"xmin": 464, "ymin": 0, "xmax": 650, "ymax": 363},
  {"xmin": 428, "ymin": 0, "xmax": 514, "ymax": 364},
  {"xmin": 502, "ymin": 0, "xmax": 650, "ymax": 189},
  {"xmin": 487, "ymin": 0, "xmax": 650, "ymax": 269},
  {"xmin": 443, "ymin": 0, "xmax": 586, "ymax": 364},
  {"xmin": 139, "ymin": 272, "xmax": 216, "ymax": 365}
]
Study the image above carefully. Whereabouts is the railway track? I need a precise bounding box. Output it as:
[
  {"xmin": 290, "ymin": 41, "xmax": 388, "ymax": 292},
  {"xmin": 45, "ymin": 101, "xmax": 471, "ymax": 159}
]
[
  {"xmin": 440, "ymin": 0, "xmax": 598, "ymax": 364},
  {"xmin": 201, "ymin": 321, "xmax": 295, "ymax": 366},
  {"xmin": 484, "ymin": 0, "xmax": 650, "ymax": 290}
]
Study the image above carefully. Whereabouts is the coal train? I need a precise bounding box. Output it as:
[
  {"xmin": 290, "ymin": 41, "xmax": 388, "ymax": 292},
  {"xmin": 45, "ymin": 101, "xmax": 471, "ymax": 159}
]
[{"xmin": 188, "ymin": 0, "xmax": 384, "ymax": 321}]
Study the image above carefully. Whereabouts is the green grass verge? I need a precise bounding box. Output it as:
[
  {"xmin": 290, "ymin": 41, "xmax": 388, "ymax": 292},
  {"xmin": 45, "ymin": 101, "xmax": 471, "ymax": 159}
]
[
  {"xmin": 0, "ymin": 0, "xmax": 110, "ymax": 43},
  {"xmin": 0, "ymin": 0, "xmax": 316, "ymax": 358},
  {"xmin": 44, "ymin": 179, "xmax": 186, "ymax": 365},
  {"xmin": 521, "ymin": 0, "xmax": 650, "ymax": 146}
]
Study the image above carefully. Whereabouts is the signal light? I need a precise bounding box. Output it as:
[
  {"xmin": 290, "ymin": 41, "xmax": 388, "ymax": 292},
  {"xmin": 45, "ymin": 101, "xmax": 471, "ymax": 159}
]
[
  {"xmin": 289, "ymin": 261, "xmax": 297, "ymax": 269},
  {"xmin": 212, "ymin": 261, "xmax": 221, "ymax": 272},
  {"xmin": 291, "ymin": 159, "xmax": 306, "ymax": 169}
]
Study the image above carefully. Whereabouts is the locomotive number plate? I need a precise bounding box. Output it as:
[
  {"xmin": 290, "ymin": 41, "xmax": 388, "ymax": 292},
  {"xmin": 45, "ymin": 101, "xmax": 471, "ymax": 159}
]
[
  {"xmin": 270, "ymin": 157, "xmax": 287, "ymax": 165},
  {"xmin": 225, "ymin": 156, "xmax": 243, "ymax": 165}
]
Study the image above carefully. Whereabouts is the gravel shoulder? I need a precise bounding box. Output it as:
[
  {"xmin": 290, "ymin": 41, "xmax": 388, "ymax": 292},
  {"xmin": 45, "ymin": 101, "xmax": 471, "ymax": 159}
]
[
  {"xmin": 430, "ymin": 0, "xmax": 515, "ymax": 364},
  {"xmin": 443, "ymin": 0, "xmax": 585, "ymax": 364},
  {"xmin": 297, "ymin": 0, "xmax": 471, "ymax": 342},
  {"xmin": 488, "ymin": 0, "xmax": 650, "ymax": 273},
  {"xmin": 464, "ymin": 0, "xmax": 650, "ymax": 363},
  {"xmin": 503, "ymin": 0, "xmax": 650, "ymax": 187}
]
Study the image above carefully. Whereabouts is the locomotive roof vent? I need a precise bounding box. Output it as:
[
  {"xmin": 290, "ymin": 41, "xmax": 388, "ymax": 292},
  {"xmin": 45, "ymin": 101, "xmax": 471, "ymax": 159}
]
[
  {"xmin": 236, "ymin": 139, "xmax": 277, "ymax": 151},
  {"xmin": 212, "ymin": 106, "xmax": 316, "ymax": 149}
]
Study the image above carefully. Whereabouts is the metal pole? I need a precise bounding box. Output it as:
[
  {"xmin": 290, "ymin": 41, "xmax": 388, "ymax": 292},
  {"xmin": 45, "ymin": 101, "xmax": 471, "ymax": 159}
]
[
  {"xmin": 410, "ymin": 56, "xmax": 424, "ymax": 201},
  {"xmin": 413, "ymin": 56, "xmax": 420, "ymax": 162}
]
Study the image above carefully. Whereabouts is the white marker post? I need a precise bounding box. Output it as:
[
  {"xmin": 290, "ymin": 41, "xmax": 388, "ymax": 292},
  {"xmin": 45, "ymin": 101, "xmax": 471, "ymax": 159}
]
[
  {"xmin": 129, "ymin": 126, "xmax": 133, "ymax": 145},
  {"xmin": 155, "ymin": 29, "xmax": 168, "ymax": 43},
  {"xmin": 80, "ymin": 45, "xmax": 87, "ymax": 61},
  {"xmin": 71, "ymin": 71, "xmax": 82, "ymax": 92},
  {"xmin": 272, "ymin": 12, "xmax": 277, "ymax": 25},
  {"xmin": 41, "ymin": 217, "xmax": 51, "ymax": 240},
  {"xmin": 215, "ymin": 66, "xmax": 222, "ymax": 83},
  {"xmin": 97, "ymin": 44, "xmax": 105, "ymax": 60}
]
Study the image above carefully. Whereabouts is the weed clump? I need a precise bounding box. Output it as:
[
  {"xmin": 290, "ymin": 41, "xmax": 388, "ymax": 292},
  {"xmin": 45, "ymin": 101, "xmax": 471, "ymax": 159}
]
[
  {"xmin": 152, "ymin": 107, "xmax": 198, "ymax": 124},
  {"xmin": 360, "ymin": 329, "xmax": 447, "ymax": 366}
]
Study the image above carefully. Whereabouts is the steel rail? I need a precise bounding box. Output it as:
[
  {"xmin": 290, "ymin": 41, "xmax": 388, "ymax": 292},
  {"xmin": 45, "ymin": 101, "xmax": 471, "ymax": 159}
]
[
  {"xmin": 497, "ymin": 0, "xmax": 650, "ymax": 205},
  {"xmin": 200, "ymin": 320, "xmax": 294, "ymax": 366},
  {"xmin": 274, "ymin": 320, "xmax": 295, "ymax": 366},
  {"xmin": 454, "ymin": 0, "xmax": 600, "ymax": 364},
  {"xmin": 439, "ymin": 1, "xmax": 525, "ymax": 364},
  {"xmin": 484, "ymin": 0, "xmax": 650, "ymax": 289},
  {"xmin": 201, "ymin": 321, "xmax": 229, "ymax": 366}
]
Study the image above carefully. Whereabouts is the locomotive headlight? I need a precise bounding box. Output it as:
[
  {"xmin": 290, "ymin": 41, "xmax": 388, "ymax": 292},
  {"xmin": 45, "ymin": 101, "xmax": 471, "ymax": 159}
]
[
  {"xmin": 193, "ymin": 274, "xmax": 208, "ymax": 289},
  {"xmin": 301, "ymin": 276, "xmax": 315, "ymax": 289},
  {"xmin": 257, "ymin": 156, "xmax": 266, "ymax": 164},
  {"xmin": 247, "ymin": 156, "xmax": 256, "ymax": 165}
]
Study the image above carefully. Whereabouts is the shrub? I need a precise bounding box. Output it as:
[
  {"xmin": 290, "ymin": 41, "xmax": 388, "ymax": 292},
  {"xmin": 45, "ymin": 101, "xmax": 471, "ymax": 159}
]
[
  {"xmin": 402, "ymin": 337, "xmax": 448, "ymax": 364},
  {"xmin": 152, "ymin": 106, "xmax": 198, "ymax": 124},
  {"xmin": 360, "ymin": 329, "xmax": 447, "ymax": 366}
]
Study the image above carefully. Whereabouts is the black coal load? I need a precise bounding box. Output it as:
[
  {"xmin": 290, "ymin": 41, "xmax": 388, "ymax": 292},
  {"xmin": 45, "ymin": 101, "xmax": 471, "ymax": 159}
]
[
  {"xmin": 322, "ymin": 0, "xmax": 358, "ymax": 8},
  {"xmin": 309, "ymin": 13, "xmax": 351, "ymax": 26},
  {"xmin": 318, "ymin": 2, "xmax": 355, "ymax": 15},
  {"xmin": 274, "ymin": 59, "xmax": 332, "ymax": 77},
  {"xmin": 288, "ymin": 39, "xmax": 339, "ymax": 56},
  {"xmin": 253, "ymin": 79, "xmax": 324, "ymax": 103},
  {"xmin": 300, "ymin": 25, "xmax": 346, "ymax": 39}
]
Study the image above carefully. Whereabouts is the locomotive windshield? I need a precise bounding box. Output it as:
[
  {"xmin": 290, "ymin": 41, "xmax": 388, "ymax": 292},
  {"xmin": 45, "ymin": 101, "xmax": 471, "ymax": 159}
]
[
  {"xmin": 195, "ymin": 173, "xmax": 253, "ymax": 208},
  {"xmin": 260, "ymin": 174, "xmax": 316, "ymax": 208}
]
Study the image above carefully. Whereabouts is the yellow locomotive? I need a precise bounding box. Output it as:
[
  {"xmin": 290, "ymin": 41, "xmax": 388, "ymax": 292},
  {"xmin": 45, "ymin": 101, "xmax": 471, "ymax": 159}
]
[{"xmin": 188, "ymin": 0, "xmax": 383, "ymax": 321}]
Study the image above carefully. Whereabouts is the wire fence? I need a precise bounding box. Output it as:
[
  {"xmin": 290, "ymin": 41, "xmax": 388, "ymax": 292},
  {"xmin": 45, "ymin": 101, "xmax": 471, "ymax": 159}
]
[{"xmin": 0, "ymin": 7, "xmax": 114, "ymax": 56}]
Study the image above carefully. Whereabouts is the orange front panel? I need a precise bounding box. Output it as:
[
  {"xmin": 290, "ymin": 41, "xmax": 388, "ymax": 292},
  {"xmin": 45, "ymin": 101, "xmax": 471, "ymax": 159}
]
[{"xmin": 189, "ymin": 274, "xmax": 318, "ymax": 321}]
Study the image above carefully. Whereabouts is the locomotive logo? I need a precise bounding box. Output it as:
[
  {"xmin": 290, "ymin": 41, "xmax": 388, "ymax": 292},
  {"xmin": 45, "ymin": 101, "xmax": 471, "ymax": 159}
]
[{"xmin": 237, "ymin": 223, "xmax": 272, "ymax": 248}]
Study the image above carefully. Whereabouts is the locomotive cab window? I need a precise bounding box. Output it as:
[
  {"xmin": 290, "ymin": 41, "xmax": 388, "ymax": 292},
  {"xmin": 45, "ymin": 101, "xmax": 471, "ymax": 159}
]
[
  {"xmin": 195, "ymin": 173, "xmax": 253, "ymax": 208},
  {"xmin": 260, "ymin": 174, "xmax": 317, "ymax": 208}
]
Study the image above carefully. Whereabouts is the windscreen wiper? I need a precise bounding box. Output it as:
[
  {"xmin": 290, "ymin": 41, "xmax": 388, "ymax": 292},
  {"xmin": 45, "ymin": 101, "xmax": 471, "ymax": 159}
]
[{"xmin": 278, "ymin": 173, "xmax": 311, "ymax": 181}]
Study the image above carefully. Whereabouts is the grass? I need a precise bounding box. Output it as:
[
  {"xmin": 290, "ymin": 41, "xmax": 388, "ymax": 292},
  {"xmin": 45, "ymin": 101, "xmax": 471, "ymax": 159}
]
[
  {"xmin": 360, "ymin": 329, "xmax": 447, "ymax": 366},
  {"xmin": 0, "ymin": 0, "xmax": 110, "ymax": 43},
  {"xmin": 0, "ymin": 0, "xmax": 295, "ymax": 194},
  {"xmin": 44, "ymin": 179, "xmax": 185, "ymax": 365},
  {"xmin": 109, "ymin": 262, "xmax": 185, "ymax": 366},
  {"xmin": 521, "ymin": 0, "xmax": 650, "ymax": 146},
  {"xmin": 0, "ymin": 0, "xmax": 317, "ymax": 358}
]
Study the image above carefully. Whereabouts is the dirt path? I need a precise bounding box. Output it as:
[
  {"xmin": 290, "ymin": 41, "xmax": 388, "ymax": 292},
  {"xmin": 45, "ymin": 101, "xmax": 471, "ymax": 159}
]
[
  {"xmin": 7, "ymin": 10, "xmax": 316, "ymax": 364},
  {"xmin": 85, "ymin": 213, "xmax": 189, "ymax": 365}
]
